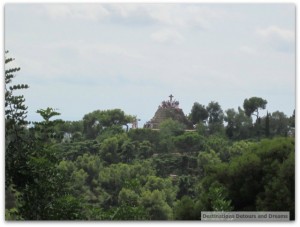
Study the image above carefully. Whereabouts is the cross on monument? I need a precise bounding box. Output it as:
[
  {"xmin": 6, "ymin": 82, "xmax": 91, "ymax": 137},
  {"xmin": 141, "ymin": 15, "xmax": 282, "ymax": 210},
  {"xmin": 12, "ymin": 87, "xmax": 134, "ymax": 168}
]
[{"xmin": 169, "ymin": 94, "xmax": 174, "ymax": 102}]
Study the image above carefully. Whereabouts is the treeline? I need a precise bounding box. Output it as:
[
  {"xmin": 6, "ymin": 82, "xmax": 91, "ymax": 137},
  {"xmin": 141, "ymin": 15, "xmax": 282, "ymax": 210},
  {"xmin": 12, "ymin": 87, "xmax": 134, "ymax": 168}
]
[
  {"xmin": 5, "ymin": 52, "xmax": 295, "ymax": 220},
  {"xmin": 189, "ymin": 99, "xmax": 294, "ymax": 139}
]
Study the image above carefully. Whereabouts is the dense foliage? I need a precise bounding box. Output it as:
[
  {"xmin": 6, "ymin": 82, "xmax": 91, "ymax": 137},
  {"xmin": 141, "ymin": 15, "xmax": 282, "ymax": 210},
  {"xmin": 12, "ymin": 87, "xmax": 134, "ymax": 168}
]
[{"xmin": 5, "ymin": 52, "xmax": 295, "ymax": 220}]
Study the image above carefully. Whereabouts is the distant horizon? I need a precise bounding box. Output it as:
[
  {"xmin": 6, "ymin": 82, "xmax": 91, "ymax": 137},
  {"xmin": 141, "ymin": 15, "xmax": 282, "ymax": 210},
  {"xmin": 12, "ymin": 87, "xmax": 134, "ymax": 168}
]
[
  {"xmin": 23, "ymin": 93, "xmax": 295, "ymax": 130},
  {"xmin": 5, "ymin": 3, "xmax": 295, "ymax": 125}
]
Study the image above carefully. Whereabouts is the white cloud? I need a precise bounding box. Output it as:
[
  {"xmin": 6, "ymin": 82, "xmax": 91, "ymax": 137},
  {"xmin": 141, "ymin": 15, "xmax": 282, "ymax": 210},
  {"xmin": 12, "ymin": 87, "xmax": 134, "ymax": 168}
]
[
  {"xmin": 43, "ymin": 4, "xmax": 110, "ymax": 21},
  {"xmin": 147, "ymin": 5, "xmax": 186, "ymax": 27},
  {"xmin": 182, "ymin": 5, "xmax": 227, "ymax": 28},
  {"xmin": 107, "ymin": 4, "xmax": 140, "ymax": 18},
  {"xmin": 146, "ymin": 4, "xmax": 226, "ymax": 29},
  {"xmin": 13, "ymin": 39, "xmax": 144, "ymax": 86},
  {"xmin": 257, "ymin": 25, "xmax": 294, "ymax": 42},
  {"xmin": 42, "ymin": 40, "xmax": 142, "ymax": 59},
  {"xmin": 151, "ymin": 29, "xmax": 184, "ymax": 44},
  {"xmin": 9, "ymin": 3, "xmax": 226, "ymax": 29},
  {"xmin": 256, "ymin": 26, "xmax": 295, "ymax": 52}
]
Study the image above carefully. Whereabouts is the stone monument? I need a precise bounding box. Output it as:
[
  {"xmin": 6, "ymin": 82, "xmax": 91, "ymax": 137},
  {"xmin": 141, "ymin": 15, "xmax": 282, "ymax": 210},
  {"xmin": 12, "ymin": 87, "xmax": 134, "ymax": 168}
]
[{"xmin": 144, "ymin": 95, "xmax": 193, "ymax": 129}]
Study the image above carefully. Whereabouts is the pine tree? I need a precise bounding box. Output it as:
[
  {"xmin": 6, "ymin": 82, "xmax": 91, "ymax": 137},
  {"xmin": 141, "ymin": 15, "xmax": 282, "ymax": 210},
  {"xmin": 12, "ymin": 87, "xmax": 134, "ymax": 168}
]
[
  {"xmin": 5, "ymin": 50, "xmax": 30, "ymax": 189},
  {"xmin": 265, "ymin": 111, "xmax": 270, "ymax": 137}
]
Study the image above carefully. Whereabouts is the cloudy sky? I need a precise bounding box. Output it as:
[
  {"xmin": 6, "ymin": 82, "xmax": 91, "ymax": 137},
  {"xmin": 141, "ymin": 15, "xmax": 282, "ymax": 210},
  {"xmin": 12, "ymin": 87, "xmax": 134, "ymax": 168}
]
[{"xmin": 5, "ymin": 3, "xmax": 295, "ymax": 126}]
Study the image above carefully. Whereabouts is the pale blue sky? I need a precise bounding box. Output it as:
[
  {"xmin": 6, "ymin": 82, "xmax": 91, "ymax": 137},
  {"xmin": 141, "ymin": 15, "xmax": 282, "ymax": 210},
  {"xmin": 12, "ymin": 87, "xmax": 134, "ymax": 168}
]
[{"xmin": 5, "ymin": 3, "xmax": 295, "ymax": 125}]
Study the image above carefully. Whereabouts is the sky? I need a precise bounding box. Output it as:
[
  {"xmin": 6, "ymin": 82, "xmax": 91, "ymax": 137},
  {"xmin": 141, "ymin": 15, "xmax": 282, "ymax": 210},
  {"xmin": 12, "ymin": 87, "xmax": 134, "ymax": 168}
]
[{"xmin": 4, "ymin": 3, "xmax": 295, "ymax": 126}]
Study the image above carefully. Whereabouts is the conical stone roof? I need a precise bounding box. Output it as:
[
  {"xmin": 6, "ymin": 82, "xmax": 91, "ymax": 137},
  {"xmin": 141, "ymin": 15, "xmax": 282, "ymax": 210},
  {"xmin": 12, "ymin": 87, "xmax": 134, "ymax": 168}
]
[{"xmin": 144, "ymin": 95, "xmax": 193, "ymax": 129}]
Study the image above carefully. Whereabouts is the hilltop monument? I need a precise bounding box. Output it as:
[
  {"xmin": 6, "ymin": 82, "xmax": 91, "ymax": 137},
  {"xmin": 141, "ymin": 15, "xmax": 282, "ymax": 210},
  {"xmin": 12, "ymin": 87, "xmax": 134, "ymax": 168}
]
[{"xmin": 144, "ymin": 95, "xmax": 193, "ymax": 129}]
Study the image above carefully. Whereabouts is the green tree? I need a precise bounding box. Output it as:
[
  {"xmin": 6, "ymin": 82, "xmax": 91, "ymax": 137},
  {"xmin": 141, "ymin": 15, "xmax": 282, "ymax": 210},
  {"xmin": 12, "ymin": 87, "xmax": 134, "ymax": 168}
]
[
  {"xmin": 177, "ymin": 175, "xmax": 196, "ymax": 199},
  {"xmin": 99, "ymin": 134, "xmax": 133, "ymax": 164},
  {"xmin": 195, "ymin": 121, "xmax": 208, "ymax": 136},
  {"xmin": 208, "ymin": 184, "xmax": 233, "ymax": 211},
  {"xmin": 189, "ymin": 102, "xmax": 208, "ymax": 124},
  {"xmin": 54, "ymin": 120, "xmax": 84, "ymax": 142},
  {"xmin": 224, "ymin": 107, "xmax": 253, "ymax": 140},
  {"xmin": 57, "ymin": 154, "xmax": 110, "ymax": 214},
  {"xmin": 34, "ymin": 107, "xmax": 63, "ymax": 143},
  {"xmin": 158, "ymin": 119, "xmax": 185, "ymax": 153},
  {"xmin": 243, "ymin": 97, "xmax": 267, "ymax": 119},
  {"xmin": 209, "ymin": 138, "xmax": 294, "ymax": 212},
  {"xmin": 174, "ymin": 196, "xmax": 196, "ymax": 220},
  {"xmin": 193, "ymin": 181, "xmax": 232, "ymax": 215},
  {"xmin": 5, "ymin": 51, "xmax": 30, "ymax": 189},
  {"xmin": 53, "ymin": 139, "xmax": 100, "ymax": 161},
  {"xmin": 144, "ymin": 175, "xmax": 177, "ymax": 207},
  {"xmin": 227, "ymin": 140, "xmax": 253, "ymax": 161},
  {"xmin": 159, "ymin": 119, "xmax": 185, "ymax": 138},
  {"xmin": 224, "ymin": 152, "xmax": 262, "ymax": 210},
  {"xmin": 224, "ymin": 108, "xmax": 235, "ymax": 138},
  {"xmin": 5, "ymin": 52, "xmax": 84, "ymax": 220},
  {"xmin": 206, "ymin": 101, "xmax": 224, "ymax": 135},
  {"xmin": 151, "ymin": 153, "xmax": 181, "ymax": 177},
  {"xmin": 128, "ymin": 128, "xmax": 160, "ymax": 148},
  {"xmin": 120, "ymin": 140, "xmax": 136, "ymax": 163},
  {"xmin": 256, "ymin": 151, "xmax": 295, "ymax": 220},
  {"xmin": 139, "ymin": 190, "xmax": 173, "ymax": 220},
  {"xmin": 173, "ymin": 132, "xmax": 205, "ymax": 153},
  {"xmin": 289, "ymin": 110, "xmax": 295, "ymax": 128},
  {"xmin": 203, "ymin": 136, "xmax": 229, "ymax": 162},
  {"xmin": 137, "ymin": 140, "xmax": 154, "ymax": 159},
  {"xmin": 19, "ymin": 109, "xmax": 84, "ymax": 220},
  {"xmin": 265, "ymin": 111, "xmax": 270, "ymax": 137},
  {"xmin": 99, "ymin": 161, "xmax": 155, "ymax": 207},
  {"xmin": 243, "ymin": 97, "xmax": 267, "ymax": 138},
  {"xmin": 100, "ymin": 204, "xmax": 148, "ymax": 220},
  {"xmin": 198, "ymin": 149, "xmax": 221, "ymax": 176},
  {"xmin": 56, "ymin": 120, "xmax": 83, "ymax": 134},
  {"xmin": 253, "ymin": 137, "xmax": 294, "ymax": 219},
  {"xmin": 5, "ymin": 184, "xmax": 23, "ymax": 220},
  {"xmin": 269, "ymin": 111, "xmax": 289, "ymax": 136},
  {"xmin": 83, "ymin": 109, "xmax": 133, "ymax": 139},
  {"xmin": 118, "ymin": 188, "xmax": 139, "ymax": 206},
  {"xmin": 100, "ymin": 136, "xmax": 120, "ymax": 164}
]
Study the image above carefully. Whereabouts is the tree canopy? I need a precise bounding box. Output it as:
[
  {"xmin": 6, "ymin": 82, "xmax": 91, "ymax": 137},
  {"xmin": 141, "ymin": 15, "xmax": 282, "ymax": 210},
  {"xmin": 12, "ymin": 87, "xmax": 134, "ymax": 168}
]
[
  {"xmin": 5, "ymin": 51, "xmax": 294, "ymax": 221},
  {"xmin": 189, "ymin": 102, "xmax": 208, "ymax": 124},
  {"xmin": 243, "ymin": 97, "xmax": 267, "ymax": 118}
]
